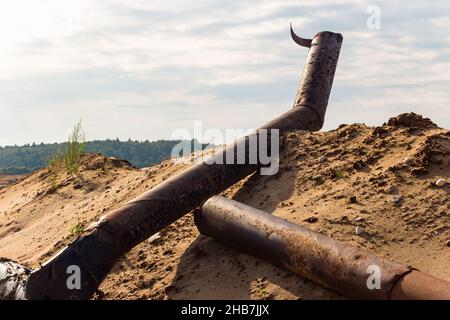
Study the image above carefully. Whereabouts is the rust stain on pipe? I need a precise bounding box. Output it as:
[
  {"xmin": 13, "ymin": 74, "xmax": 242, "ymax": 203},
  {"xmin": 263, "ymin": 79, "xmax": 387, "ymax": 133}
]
[
  {"xmin": 196, "ymin": 196, "xmax": 450, "ymax": 300},
  {"xmin": 390, "ymin": 270, "xmax": 450, "ymax": 300},
  {"xmin": 291, "ymin": 27, "xmax": 343, "ymax": 124},
  {"xmin": 24, "ymin": 30, "xmax": 343, "ymax": 300}
]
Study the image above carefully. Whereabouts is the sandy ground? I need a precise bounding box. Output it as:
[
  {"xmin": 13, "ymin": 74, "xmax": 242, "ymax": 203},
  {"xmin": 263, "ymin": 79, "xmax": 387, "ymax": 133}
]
[
  {"xmin": 0, "ymin": 113, "xmax": 448, "ymax": 300},
  {"xmin": 0, "ymin": 175, "xmax": 26, "ymax": 189}
]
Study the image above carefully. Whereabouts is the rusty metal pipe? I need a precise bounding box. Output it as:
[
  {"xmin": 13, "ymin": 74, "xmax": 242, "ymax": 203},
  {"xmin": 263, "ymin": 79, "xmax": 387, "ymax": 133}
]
[
  {"xmin": 390, "ymin": 270, "xmax": 450, "ymax": 300},
  {"xmin": 24, "ymin": 31, "xmax": 343, "ymax": 300},
  {"xmin": 0, "ymin": 258, "xmax": 30, "ymax": 300},
  {"xmin": 195, "ymin": 196, "xmax": 450, "ymax": 300}
]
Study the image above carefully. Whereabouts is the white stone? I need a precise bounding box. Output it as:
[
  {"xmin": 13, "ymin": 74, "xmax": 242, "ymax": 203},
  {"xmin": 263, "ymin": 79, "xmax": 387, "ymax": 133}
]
[
  {"xmin": 392, "ymin": 194, "xmax": 402, "ymax": 205},
  {"xmin": 318, "ymin": 155, "xmax": 327, "ymax": 163},
  {"xmin": 148, "ymin": 232, "xmax": 162, "ymax": 243},
  {"xmin": 436, "ymin": 178, "xmax": 447, "ymax": 187},
  {"xmin": 403, "ymin": 157, "xmax": 413, "ymax": 166},
  {"xmin": 355, "ymin": 226, "xmax": 364, "ymax": 235}
]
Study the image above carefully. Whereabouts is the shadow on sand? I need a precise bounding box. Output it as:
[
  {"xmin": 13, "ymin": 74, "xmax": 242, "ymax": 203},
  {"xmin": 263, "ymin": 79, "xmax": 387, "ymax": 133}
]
[{"xmin": 166, "ymin": 163, "xmax": 341, "ymax": 299}]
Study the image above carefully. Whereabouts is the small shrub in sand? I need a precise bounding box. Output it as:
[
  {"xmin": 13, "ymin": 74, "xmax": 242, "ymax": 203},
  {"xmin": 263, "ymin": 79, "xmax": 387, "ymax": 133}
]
[
  {"xmin": 70, "ymin": 222, "xmax": 85, "ymax": 236},
  {"xmin": 48, "ymin": 148, "xmax": 64, "ymax": 192},
  {"xmin": 48, "ymin": 120, "xmax": 86, "ymax": 187},
  {"xmin": 64, "ymin": 120, "xmax": 85, "ymax": 175}
]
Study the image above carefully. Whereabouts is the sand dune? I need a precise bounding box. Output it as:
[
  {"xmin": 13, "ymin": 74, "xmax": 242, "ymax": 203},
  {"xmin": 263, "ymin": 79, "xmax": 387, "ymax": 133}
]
[{"xmin": 0, "ymin": 113, "xmax": 448, "ymax": 300}]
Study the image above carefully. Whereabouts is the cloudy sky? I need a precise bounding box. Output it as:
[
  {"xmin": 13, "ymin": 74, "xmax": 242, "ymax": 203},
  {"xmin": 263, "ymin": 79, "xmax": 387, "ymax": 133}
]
[{"xmin": 0, "ymin": 0, "xmax": 449, "ymax": 146}]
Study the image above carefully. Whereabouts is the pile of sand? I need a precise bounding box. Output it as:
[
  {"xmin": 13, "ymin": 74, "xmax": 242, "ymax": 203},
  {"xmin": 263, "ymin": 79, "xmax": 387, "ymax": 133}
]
[
  {"xmin": 0, "ymin": 113, "xmax": 448, "ymax": 300},
  {"xmin": 386, "ymin": 112, "xmax": 437, "ymax": 128}
]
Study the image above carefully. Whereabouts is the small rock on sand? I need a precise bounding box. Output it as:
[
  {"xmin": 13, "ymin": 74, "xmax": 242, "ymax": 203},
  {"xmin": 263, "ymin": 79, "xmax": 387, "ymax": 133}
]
[
  {"xmin": 355, "ymin": 226, "xmax": 364, "ymax": 235},
  {"xmin": 384, "ymin": 185, "xmax": 395, "ymax": 194},
  {"xmin": 318, "ymin": 155, "xmax": 327, "ymax": 163},
  {"xmin": 392, "ymin": 194, "xmax": 402, "ymax": 206},
  {"xmin": 403, "ymin": 158, "xmax": 413, "ymax": 166},
  {"xmin": 304, "ymin": 217, "xmax": 318, "ymax": 223},
  {"xmin": 148, "ymin": 232, "xmax": 162, "ymax": 243},
  {"xmin": 436, "ymin": 178, "xmax": 447, "ymax": 187}
]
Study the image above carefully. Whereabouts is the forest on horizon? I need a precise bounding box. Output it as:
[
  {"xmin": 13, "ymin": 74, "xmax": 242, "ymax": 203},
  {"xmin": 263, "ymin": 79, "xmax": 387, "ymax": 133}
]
[{"xmin": 0, "ymin": 139, "xmax": 206, "ymax": 175}]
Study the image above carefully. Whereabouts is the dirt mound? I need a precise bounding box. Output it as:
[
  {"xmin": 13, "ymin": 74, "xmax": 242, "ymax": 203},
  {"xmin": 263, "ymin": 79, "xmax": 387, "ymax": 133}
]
[
  {"xmin": 0, "ymin": 175, "xmax": 26, "ymax": 189},
  {"xmin": 386, "ymin": 112, "xmax": 437, "ymax": 128},
  {"xmin": 80, "ymin": 153, "xmax": 136, "ymax": 171},
  {"xmin": 0, "ymin": 113, "xmax": 449, "ymax": 300}
]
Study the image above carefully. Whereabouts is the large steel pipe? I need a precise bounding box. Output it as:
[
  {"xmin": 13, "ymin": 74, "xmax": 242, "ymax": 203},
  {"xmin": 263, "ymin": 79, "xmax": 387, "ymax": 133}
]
[
  {"xmin": 195, "ymin": 196, "xmax": 450, "ymax": 300},
  {"xmin": 24, "ymin": 31, "xmax": 343, "ymax": 300}
]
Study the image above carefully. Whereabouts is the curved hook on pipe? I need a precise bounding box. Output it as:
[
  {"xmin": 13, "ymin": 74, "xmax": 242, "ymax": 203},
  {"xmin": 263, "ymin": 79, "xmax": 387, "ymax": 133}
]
[{"xmin": 290, "ymin": 22, "xmax": 312, "ymax": 48}]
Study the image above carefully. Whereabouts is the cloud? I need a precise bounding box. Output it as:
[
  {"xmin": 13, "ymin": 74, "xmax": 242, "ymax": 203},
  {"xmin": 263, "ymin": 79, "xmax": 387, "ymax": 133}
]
[{"xmin": 0, "ymin": 0, "xmax": 449, "ymax": 146}]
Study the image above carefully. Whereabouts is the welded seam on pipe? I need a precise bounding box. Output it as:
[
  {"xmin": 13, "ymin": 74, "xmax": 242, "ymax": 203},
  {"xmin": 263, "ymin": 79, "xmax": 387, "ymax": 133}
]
[{"xmin": 387, "ymin": 268, "xmax": 414, "ymax": 299}]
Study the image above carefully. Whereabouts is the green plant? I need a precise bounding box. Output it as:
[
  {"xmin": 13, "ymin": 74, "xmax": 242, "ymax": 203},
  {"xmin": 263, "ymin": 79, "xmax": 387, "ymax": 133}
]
[
  {"xmin": 332, "ymin": 168, "xmax": 344, "ymax": 179},
  {"xmin": 64, "ymin": 120, "xmax": 85, "ymax": 175},
  {"xmin": 259, "ymin": 289, "xmax": 271, "ymax": 297},
  {"xmin": 103, "ymin": 158, "xmax": 111, "ymax": 174},
  {"xmin": 70, "ymin": 222, "xmax": 85, "ymax": 236},
  {"xmin": 49, "ymin": 147, "xmax": 63, "ymax": 168},
  {"xmin": 48, "ymin": 148, "xmax": 63, "ymax": 192},
  {"xmin": 50, "ymin": 175, "xmax": 59, "ymax": 193}
]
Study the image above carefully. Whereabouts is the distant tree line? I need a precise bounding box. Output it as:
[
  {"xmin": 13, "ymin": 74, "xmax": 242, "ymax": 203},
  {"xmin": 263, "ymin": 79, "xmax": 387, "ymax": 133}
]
[{"xmin": 0, "ymin": 139, "xmax": 206, "ymax": 175}]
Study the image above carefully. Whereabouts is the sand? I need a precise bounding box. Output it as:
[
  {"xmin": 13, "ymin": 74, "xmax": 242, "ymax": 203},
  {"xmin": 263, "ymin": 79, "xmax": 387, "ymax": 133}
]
[{"xmin": 0, "ymin": 113, "xmax": 448, "ymax": 299}]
